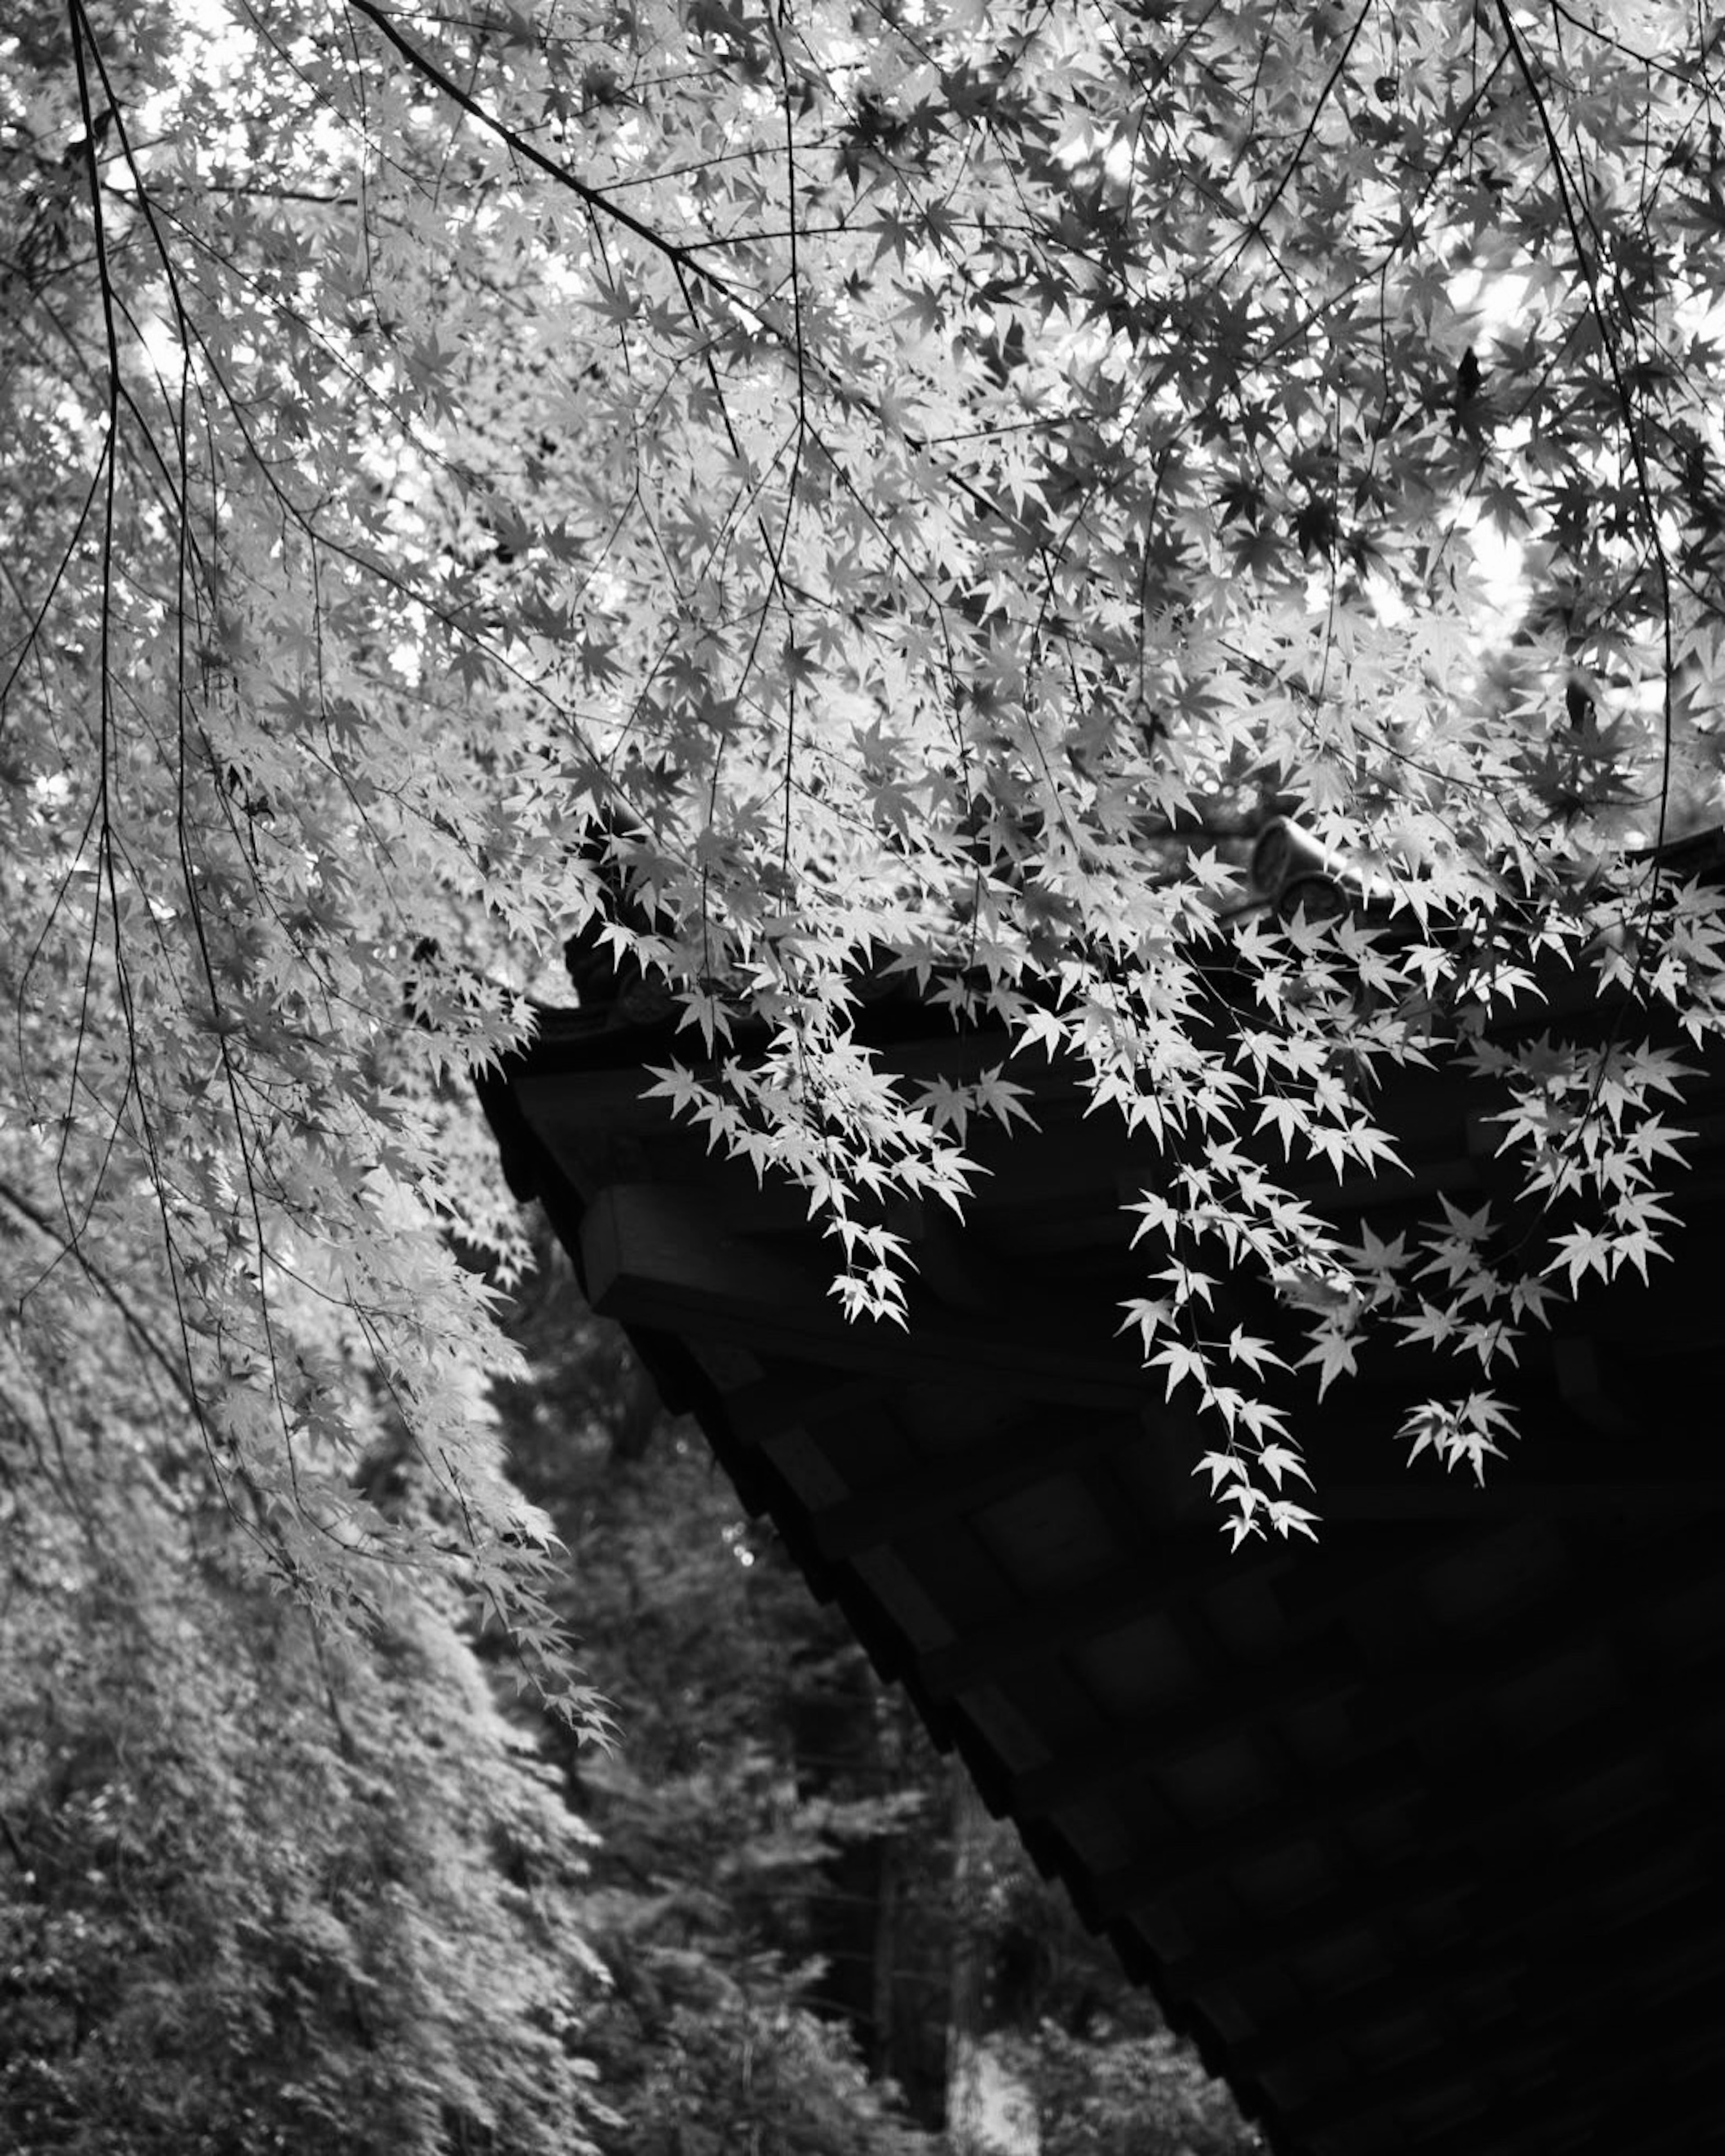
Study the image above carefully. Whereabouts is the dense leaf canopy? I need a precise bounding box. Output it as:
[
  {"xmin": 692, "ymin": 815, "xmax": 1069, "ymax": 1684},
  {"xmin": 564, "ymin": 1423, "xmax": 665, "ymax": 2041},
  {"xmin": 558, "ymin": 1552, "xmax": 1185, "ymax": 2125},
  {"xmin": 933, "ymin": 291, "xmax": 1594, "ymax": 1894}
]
[{"xmin": 4, "ymin": 0, "xmax": 1725, "ymax": 1584}]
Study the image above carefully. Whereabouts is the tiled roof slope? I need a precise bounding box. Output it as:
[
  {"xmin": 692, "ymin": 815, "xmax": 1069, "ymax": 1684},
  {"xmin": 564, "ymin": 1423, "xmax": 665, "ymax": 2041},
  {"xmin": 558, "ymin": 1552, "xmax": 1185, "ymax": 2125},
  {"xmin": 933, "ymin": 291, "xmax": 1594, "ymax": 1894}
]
[{"xmin": 480, "ymin": 923, "xmax": 1725, "ymax": 2156}]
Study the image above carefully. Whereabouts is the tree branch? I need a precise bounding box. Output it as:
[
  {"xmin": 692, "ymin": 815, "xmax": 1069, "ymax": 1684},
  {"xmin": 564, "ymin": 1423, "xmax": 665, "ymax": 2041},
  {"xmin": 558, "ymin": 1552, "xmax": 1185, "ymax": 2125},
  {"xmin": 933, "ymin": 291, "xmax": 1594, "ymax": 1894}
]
[
  {"xmin": 343, "ymin": 0, "xmax": 736, "ymax": 296},
  {"xmin": 0, "ymin": 1176, "xmax": 198, "ymax": 1413}
]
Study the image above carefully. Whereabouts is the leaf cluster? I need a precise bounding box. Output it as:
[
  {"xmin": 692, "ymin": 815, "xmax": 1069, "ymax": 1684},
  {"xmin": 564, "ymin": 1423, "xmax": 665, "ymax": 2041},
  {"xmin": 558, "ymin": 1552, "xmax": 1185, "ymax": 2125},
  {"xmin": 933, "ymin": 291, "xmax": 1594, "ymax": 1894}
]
[
  {"xmin": 5, "ymin": 0, "xmax": 1725, "ymax": 1579},
  {"xmin": 0, "ymin": 1366, "xmax": 608, "ymax": 2156}
]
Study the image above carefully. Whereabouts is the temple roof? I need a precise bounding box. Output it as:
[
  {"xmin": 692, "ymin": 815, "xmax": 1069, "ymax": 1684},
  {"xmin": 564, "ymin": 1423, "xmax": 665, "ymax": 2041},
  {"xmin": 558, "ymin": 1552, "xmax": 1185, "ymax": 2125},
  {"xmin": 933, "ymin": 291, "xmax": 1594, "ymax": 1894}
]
[{"xmin": 480, "ymin": 919, "xmax": 1725, "ymax": 2156}]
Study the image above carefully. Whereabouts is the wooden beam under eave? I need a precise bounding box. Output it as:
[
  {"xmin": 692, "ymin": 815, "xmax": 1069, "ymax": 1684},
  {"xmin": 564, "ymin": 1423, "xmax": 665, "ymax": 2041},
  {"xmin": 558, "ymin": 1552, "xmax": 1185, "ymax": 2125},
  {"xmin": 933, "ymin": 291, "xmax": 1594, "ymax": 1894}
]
[
  {"xmin": 1282, "ymin": 2024, "xmax": 1568, "ymax": 2147},
  {"xmin": 1209, "ymin": 1831, "xmax": 1495, "ymax": 1975},
  {"xmin": 1160, "ymin": 1767, "xmax": 1709, "ymax": 2003},
  {"xmin": 1387, "ymin": 2082, "xmax": 1595, "ymax": 2156},
  {"xmin": 720, "ymin": 1364, "xmax": 890, "ymax": 1446},
  {"xmin": 1315, "ymin": 1473, "xmax": 1725, "ymax": 1518},
  {"xmin": 579, "ymin": 1181, "xmax": 1155, "ymax": 1407},
  {"xmin": 1350, "ymin": 1565, "xmax": 1697, "ymax": 1739},
  {"xmin": 957, "ymin": 1525, "xmax": 1472, "ymax": 1805},
  {"xmin": 1227, "ymin": 1931, "xmax": 1533, "ymax": 2088},
  {"xmin": 1106, "ymin": 1633, "xmax": 1695, "ymax": 1951},
  {"xmin": 1011, "ymin": 1653, "xmax": 1365, "ymax": 1821},
  {"xmin": 1237, "ymin": 1843, "xmax": 1723, "ymax": 2095},
  {"xmin": 1294, "ymin": 1993, "xmax": 1725, "ymax": 2155},
  {"xmin": 1538, "ymin": 2051, "xmax": 1725, "ymax": 2156},
  {"xmin": 514, "ymin": 1058, "xmax": 699, "ymax": 1143},
  {"xmin": 1224, "ymin": 1877, "xmax": 1601, "ymax": 2088},
  {"xmin": 917, "ymin": 1537, "xmax": 1294, "ymax": 1701},
  {"xmin": 1157, "ymin": 1864, "xmax": 1467, "ymax": 2010},
  {"xmin": 1084, "ymin": 1751, "xmax": 1426, "ymax": 1925},
  {"xmin": 1149, "ymin": 1621, "xmax": 1716, "ymax": 2011},
  {"xmin": 809, "ymin": 1409, "xmax": 1155, "ymax": 1561}
]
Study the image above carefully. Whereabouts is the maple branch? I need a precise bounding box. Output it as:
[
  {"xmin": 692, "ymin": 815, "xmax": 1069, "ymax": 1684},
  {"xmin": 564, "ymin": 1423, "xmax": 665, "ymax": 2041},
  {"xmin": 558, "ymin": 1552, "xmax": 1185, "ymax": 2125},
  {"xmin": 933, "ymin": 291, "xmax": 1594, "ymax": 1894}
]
[
  {"xmin": 346, "ymin": 0, "xmax": 1048, "ymax": 658},
  {"xmin": 199, "ymin": 181, "xmax": 357, "ymax": 205},
  {"xmin": 769, "ymin": 0, "xmax": 807, "ymax": 873},
  {"xmin": 66, "ymin": 2, "xmax": 307, "ymax": 1518},
  {"xmin": 1493, "ymin": 0, "xmax": 1674, "ymax": 845},
  {"xmin": 1222, "ymin": 0, "xmax": 1375, "ymax": 270},
  {"xmin": 1493, "ymin": 0, "xmax": 1682, "ymax": 1207},
  {"xmin": 0, "ymin": 1177, "xmax": 198, "ymax": 1414},
  {"xmin": 62, "ymin": 0, "xmax": 131, "ymax": 1250},
  {"xmin": 1543, "ymin": 0, "xmax": 1694, "ymax": 78},
  {"xmin": 343, "ymin": 0, "xmax": 736, "ymax": 296}
]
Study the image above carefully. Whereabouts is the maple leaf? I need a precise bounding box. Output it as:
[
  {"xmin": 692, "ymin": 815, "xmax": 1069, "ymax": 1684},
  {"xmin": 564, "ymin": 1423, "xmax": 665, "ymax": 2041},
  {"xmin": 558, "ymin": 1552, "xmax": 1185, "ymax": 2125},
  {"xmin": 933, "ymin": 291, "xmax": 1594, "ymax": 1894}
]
[
  {"xmin": 1299, "ymin": 1322, "xmax": 1361, "ymax": 1398},
  {"xmin": 1256, "ymin": 1443, "xmax": 1312, "ymax": 1490},
  {"xmin": 1401, "ymin": 1394, "xmax": 1514, "ymax": 1484},
  {"xmin": 1226, "ymin": 1325, "xmax": 1288, "ymax": 1377},
  {"xmin": 1196, "ymin": 1449, "xmax": 1252, "ymax": 1494},
  {"xmin": 1544, "ymin": 1223, "xmax": 1618, "ymax": 1291},
  {"xmin": 1151, "ymin": 1339, "xmax": 1209, "ymax": 1399}
]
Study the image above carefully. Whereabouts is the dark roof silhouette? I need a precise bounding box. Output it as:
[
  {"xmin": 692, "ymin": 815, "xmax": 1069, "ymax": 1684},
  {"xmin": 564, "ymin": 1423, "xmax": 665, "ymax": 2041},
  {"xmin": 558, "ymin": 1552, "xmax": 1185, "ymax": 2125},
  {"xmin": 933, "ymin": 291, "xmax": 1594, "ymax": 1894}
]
[{"xmin": 481, "ymin": 881, "xmax": 1725, "ymax": 2156}]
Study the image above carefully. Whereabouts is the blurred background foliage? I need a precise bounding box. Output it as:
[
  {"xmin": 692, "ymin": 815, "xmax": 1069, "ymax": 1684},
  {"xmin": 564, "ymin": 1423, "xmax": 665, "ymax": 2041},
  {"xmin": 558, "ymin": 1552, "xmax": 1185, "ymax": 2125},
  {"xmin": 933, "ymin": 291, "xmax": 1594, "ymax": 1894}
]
[{"xmin": 2, "ymin": 1211, "xmax": 1258, "ymax": 2152}]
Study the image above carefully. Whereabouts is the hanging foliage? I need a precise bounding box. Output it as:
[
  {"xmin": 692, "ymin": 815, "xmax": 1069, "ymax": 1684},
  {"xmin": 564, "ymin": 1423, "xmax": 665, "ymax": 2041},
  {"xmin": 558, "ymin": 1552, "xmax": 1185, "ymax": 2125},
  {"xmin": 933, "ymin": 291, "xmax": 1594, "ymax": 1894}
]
[{"xmin": 4, "ymin": 0, "xmax": 1725, "ymax": 1589}]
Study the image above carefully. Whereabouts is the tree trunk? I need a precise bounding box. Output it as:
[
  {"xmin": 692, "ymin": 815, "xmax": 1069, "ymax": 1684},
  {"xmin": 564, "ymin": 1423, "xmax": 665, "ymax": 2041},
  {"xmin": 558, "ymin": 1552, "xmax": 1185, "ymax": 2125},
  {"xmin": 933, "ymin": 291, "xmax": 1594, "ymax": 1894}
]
[
  {"xmin": 871, "ymin": 1829, "xmax": 898, "ymax": 2079},
  {"xmin": 946, "ymin": 1760, "xmax": 990, "ymax": 2155}
]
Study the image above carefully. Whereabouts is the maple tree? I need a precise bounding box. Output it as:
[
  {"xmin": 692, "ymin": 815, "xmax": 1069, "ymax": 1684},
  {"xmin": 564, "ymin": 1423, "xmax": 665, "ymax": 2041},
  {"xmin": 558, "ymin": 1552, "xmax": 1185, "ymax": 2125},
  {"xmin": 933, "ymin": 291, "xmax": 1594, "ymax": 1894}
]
[
  {"xmin": 4, "ymin": 0, "xmax": 1725, "ymax": 1606},
  {"xmin": 0, "ymin": 1215, "xmax": 611, "ymax": 2149}
]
